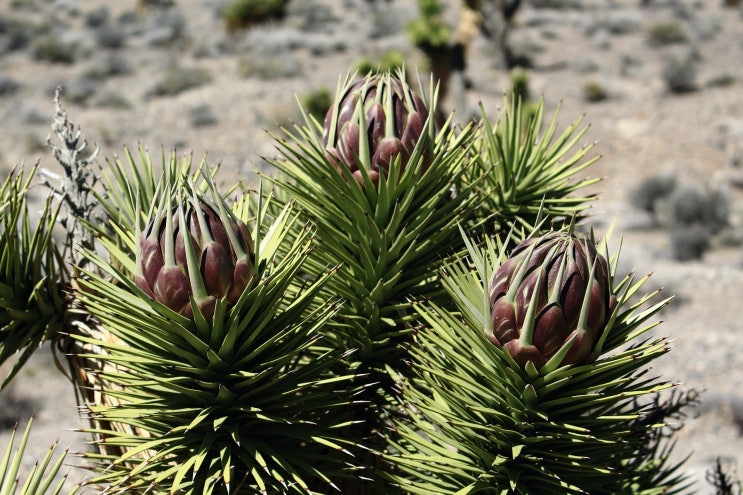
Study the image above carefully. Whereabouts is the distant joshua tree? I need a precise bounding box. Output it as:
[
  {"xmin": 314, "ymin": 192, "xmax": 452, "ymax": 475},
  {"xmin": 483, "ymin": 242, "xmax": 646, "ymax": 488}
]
[{"xmin": 411, "ymin": 0, "xmax": 522, "ymax": 121}]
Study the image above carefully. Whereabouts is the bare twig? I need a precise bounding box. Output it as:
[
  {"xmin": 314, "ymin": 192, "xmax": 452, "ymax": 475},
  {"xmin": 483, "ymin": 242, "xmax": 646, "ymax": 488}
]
[
  {"xmin": 43, "ymin": 87, "xmax": 100, "ymax": 271},
  {"xmin": 41, "ymin": 88, "xmax": 109, "ymax": 427},
  {"xmin": 707, "ymin": 458, "xmax": 743, "ymax": 495}
]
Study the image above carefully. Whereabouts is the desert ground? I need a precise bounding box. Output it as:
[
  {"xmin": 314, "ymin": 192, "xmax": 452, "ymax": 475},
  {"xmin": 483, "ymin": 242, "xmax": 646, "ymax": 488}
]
[{"xmin": 1, "ymin": 0, "xmax": 743, "ymax": 492}]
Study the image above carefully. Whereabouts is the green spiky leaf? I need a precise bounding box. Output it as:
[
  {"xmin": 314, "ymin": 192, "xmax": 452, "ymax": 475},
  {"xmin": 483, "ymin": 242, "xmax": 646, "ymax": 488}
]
[
  {"xmin": 0, "ymin": 416, "xmax": 79, "ymax": 495},
  {"xmin": 385, "ymin": 226, "xmax": 691, "ymax": 494},
  {"xmin": 468, "ymin": 94, "xmax": 601, "ymax": 240},
  {"xmin": 74, "ymin": 173, "xmax": 358, "ymax": 495},
  {"xmin": 0, "ymin": 165, "xmax": 65, "ymax": 389}
]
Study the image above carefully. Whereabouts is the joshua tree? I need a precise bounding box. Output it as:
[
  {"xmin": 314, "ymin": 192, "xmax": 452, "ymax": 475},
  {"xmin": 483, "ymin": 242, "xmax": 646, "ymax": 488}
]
[
  {"xmin": 0, "ymin": 69, "xmax": 699, "ymax": 495},
  {"xmin": 408, "ymin": 0, "xmax": 523, "ymax": 118}
]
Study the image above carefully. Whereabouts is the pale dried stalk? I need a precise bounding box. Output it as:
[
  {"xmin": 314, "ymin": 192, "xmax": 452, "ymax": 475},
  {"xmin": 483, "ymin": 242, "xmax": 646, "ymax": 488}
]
[
  {"xmin": 44, "ymin": 89, "xmax": 143, "ymax": 462},
  {"xmin": 43, "ymin": 86, "xmax": 99, "ymax": 273}
]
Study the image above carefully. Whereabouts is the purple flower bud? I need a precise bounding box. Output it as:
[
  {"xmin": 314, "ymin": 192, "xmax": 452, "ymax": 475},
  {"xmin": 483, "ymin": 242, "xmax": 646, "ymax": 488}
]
[
  {"xmin": 136, "ymin": 190, "xmax": 255, "ymax": 321},
  {"xmin": 322, "ymin": 72, "xmax": 431, "ymax": 186},
  {"xmin": 489, "ymin": 232, "xmax": 614, "ymax": 368}
]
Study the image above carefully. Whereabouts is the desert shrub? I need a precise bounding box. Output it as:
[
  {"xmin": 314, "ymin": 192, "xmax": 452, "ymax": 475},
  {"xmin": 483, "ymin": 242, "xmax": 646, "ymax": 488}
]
[
  {"xmin": 142, "ymin": 10, "xmax": 187, "ymax": 47},
  {"xmin": 300, "ymin": 87, "xmax": 332, "ymax": 123},
  {"xmin": 707, "ymin": 73, "xmax": 736, "ymax": 88},
  {"xmin": 634, "ymin": 178, "xmax": 730, "ymax": 261},
  {"xmin": 237, "ymin": 54, "xmax": 302, "ymax": 79},
  {"xmin": 0, "ymin": 78, "xmax": 20, "ymax": 97},
  {"xmin": 94, "ymin": 23, "xmax": 126, "ymax": 49},
  {"xmin": 662, "ymin": 183, "xmax": 730, "ymax": 261},
  {"xmin": 32, "ymin": 36, "xmax": 77, "ymax": 64},
  {"xmin": 189, "ymin": 103, "xmax": 218, "ymax": 128},
  {"xmin": 669, "ymin": 223, "xmax": 710, "ymax": 261},
  {"xmin": 630, "ymin": 172, "xmax": 678, "ymax": 217},
  {"xmin": 0, "ymin": 388, "xmax": 34, "ymax": 429},
  {"xmin": 223, "ymin": 0, "xmax": 289, "ymax": 32},
  {"xmin": 95, "ymin": 91, "xmax": 131, "ymax": 109},
  {"xmin": 531, "ymin": 0, "xmax": 582, "ymax": 7},
  {"xmin": 137, "ymin": 0, "xmax": 176, "ymax": 9},
  {"xmin": 61, "ymin": 78, "xmax": 98, "ymax": 105},
  {"xmin": 0, "ymin": 17, "xmax": 35, "ymax": 52},
  {"xmin": 703, "ymin": 187, "xmax": 732, "ymax": 234},
  {"xmin": 84, "ymin": 6, "xmax": 109, "ymax": 27},
  {"xmin": 647, "ymin": 20, "xmax": 688, "ymax": 46},
  {"xmin": 583, "ymin": 80, "xmax": 608, "ymax": 102},
  {"xmin": 83, "ymin": 55, "xmax": 131, "ymax": 81},
  {"xmin": 668, "ymin": 183, "xmax": 729, "ymax": 233},
  {"xmin": 505, "ymin": 71, "xmax": 540, "ymax": 128},
  {"xmin": 510, "ymin": 67, "xmax": 530, "ymax": 100},
  {"xmin": 406, "ymin": 0, "xmax": 451, "ymax": 51},
  {"xmin": 148, "ymin": 65, "xmax": 212, "ymax": 97},
  {"xmin": 504, "ymin": 34, "xmax": 539, "ymax": 69},
  {"xmin": 593, "ymin": 11, "xmax": 642, "ymax": 35},
  {"xmin": 663, "ymin": 55, "xmax": 697, "ymax": 93},
  {"xmin": 354, "ymin": 50, "xmax": 406, "ymax": 76},
  {"xmin": 287, "ymin": 0, "xmax": 336, "ymax": 32}
]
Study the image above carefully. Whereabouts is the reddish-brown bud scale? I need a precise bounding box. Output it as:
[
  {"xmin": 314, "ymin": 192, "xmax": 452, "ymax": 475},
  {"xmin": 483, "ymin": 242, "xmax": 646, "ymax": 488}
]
[
  {"xmin": 322, "ymin": 72, "xmax": 431, "ymax": 186},
  {"xmin": 136, "ymin": 196, "xmax": 255, "ymax": 321},
  {"xmin": 152, "ymin": 266, "xmax": 191, "ymax": 315},
  {"xmin": 489, "ymin": 231, "xmax": 614, "ymax": 368}
]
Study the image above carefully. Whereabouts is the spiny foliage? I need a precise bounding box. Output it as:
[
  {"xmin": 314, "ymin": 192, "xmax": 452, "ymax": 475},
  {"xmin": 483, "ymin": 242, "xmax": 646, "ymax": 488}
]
[
  {"xmin": 0, "ymin": 416, "xmax": 79, "ymax": 495},
  {"xmin": 385, "ymin": 226, "xmax": 691, "ymax": 494},
  {"xmin": 0, "ymin": 77, "xmax": 698, "ymax": 495},
  {"xmin": 0, "ymin": 165, "xmax": 65, "ymax": 388},
  {"xmin": 468, "ymin": 94, "xmax": 601, "ymax": 242},
  {"xmin": 270, "ymin": 70, "xmax": 479, "ymax": 365},
  {"xmin": 269, "ymin": 69, "xmax": 482, "ymax": 494},
  {"xmin": 74, "ymin": 157, "xmax": 358, "ymax": 495},
  {"xmin": 264, "ymin": 71, "xmax": 623, "ymax": 493}
]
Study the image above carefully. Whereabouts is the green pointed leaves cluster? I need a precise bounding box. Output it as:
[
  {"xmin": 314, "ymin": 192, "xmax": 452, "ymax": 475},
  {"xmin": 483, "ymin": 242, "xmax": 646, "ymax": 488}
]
[
  {"xmin": 271, "ymin": 69, "xmax": 478, "ymax": 363},
  {"xmin": 265, "ymin": 72, "xmax": 615, "ymax": 493},
  {"xmin": 75, "ymin": 168, "xmax": 357, "ymax": 494},
  {"xmin": 0, "ymin": 416, "xmax": 79, "ymax": 495},
  {"xmin": 0, "ymin": 74, "xmax": 692, "ymax": 495},
  {"xmin": 0, "ymin": 165, "xmax": 65, "ymax": 389},
  {"xmin": 89, "ymin": 146, "xmax": 218, "ymax": 265},
  {"xmin": 386, "ymin": 226, "xmax": 689, "ymax": 494},
  {"xmin": 469, "ymin": 95, "xmax": 601, "ymax": 239}
]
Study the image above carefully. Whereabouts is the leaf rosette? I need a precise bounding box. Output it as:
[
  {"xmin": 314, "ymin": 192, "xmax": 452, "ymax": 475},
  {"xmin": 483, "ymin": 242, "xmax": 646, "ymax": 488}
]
[
  {"xmin": 73, "ymin": 156, "xmax": 357, "ymax": 495},
  {"xmin": 385, "ymin": 225, "xmax": 691, "ymax": 494},
  {"xmin": 0, "ymin": 165, "xmax": 65, "ymax": 389}
]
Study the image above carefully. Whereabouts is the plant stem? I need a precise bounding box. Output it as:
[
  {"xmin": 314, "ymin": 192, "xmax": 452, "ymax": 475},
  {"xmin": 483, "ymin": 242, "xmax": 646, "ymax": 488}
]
[{"xmin": 42, "ymin": 87, "xmax": 99, "ymax": 274}]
